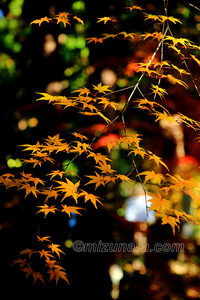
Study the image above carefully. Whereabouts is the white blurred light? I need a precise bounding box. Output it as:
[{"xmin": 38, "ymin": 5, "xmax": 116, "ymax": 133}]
[{"xmin": 125, "ymin": 195, "xmax": 155, "ymax": 224}]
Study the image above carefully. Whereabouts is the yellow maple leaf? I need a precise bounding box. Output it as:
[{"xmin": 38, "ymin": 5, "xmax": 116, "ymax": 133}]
[
  {"xmin": 97, "ymin": 17, "xmax": 112, "ymax": 24},
  {"xmin": 95, "ymin": 161, "xmax": 116, "ymax": 174},
  {"xmin": 72, "ymin": 87, "xmax": 90, "ymax": 96},
  {"xmin": 97, "ymin": 97, "xmax": 117, "ymax": 110},
  {"xmin": 55, "ymin": 179, "xmax": 80, "ymax": 202},
  {"xmin": 87, "ymin": 152, "xmax": 111, "ymax": 165},
  {"xmin": 92, "ymin": 82, "xmax": 112, "ymax": 94},
  {"xmin": 147, "ymin": 150, "xmax": 169, "ymax": 170},
  {"xmin": 138, "ymin": 171, "xmax": 164, "ymax": 185},
  {"xmin": 153, "ymin": 111, "xmax": 175, "ymax": 124},
  {"xmin": 190, "ymin": 54, "xmax": 200, "ymax": 66},
  {"xmin": 160, "ymin": 213, "xmax": 180, "ymax": 235},
  {"xmin": 148, "ymin": 192, "xmax": 171, "ymax": 213},
  {"xmin": 150, "ymin": 84, "xmax": 168, "ymax": 99}
]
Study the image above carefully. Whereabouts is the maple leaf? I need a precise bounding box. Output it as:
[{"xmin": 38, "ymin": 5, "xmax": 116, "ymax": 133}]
[
  {"xmin": 116, "ymin": 174, "xmax": 132, "ymax": 183},
  {"xmin": 32, "ymin": 271, "xmax": 45, "ymax": 285},
  {"xmin": 37, "ymin": 235, "xmax": 51, "ymax": 243},
  {"xmin": 150, "ymin": 84, "xmax": 168, "ymax": 99},
  {"xmin": 126, "ymin": 5, "xmax": 144, "ymax": 11},
  {"xmin": 72, "ymin": 87, "xmax": 90, "ymax": 96},
  {"xmin": 46, "ymin": 170, "xmax": 65, "ymax": 180},
  {"xmin": 73, "ymin": 15, "xmax": 84, "ymax": 25},
  {"xmin": 171, "ymin": 64, "xmax": 189, "ymax": 75},
  {"xmin": 138, "ymin": 171, "xmax": 164, "ymax": 185},
  {"xmin": 21, "ymin": 267, "xmax": 45, "ymax": 285},
  {"xmin": 85, "ymin": 172, "xmax": 107, "ymax": 189},
  {"xmin": 38, "ymin": 250, "xmax": 54, "ymax": 260},
  {"xmin": 54, "ymin": 12, "xmax": 71, "ymax": 27},
  {"xmin": 39, "ymin": 189, "xmax": 58, "ymax": 201},
  {"xmin": 21, "ymin": 141, "xmax": 43, "ymax": 153},
  {"xmin": 86, "ymin": 37, "xmax": 104, "ymax": 44},
  {"xmin": 147, "ymin": 150, "xmax": 169, "ymax": 170},
  {"xmin": 55, "ymin": 179, "xmax": 80, "ymax": 202},
  {"xmin": 153, "ymin": 111, "xmax": 175, "ymax": 124},
  {"xmin": 45, "ymin": 257, "xmax": 63, "ymax": 269},
  {"xmin": 36, "ymin": 92, "xmax": 57, "ymax": 103},
  {"xmin": 92, "ymin": 82, "xmax": 112, "ymax": 94},
  {"xmin": 30, "ymin": 16, "xmax": 52, "ymax": 26},
  {"xmin": 87, "ymin": 152, "xmax": 111, "ymax": 164},
  {"xmin": 164, "ymin": 36, "xmax": 191, "ymax": 48},
  {"xmin": 48, "ymin": 268, "xmax": 69, "ymax": 285},
  {"xmin": 95, "ymin": 161, "xmax": 116, "ymax": 174},
  {"xmin": 97, "ymin": 97, "xmax": 117, "ymax": 110},
  {"xmin": 148, "ymin": 192, "xmax": 171, "ymax": 213},
  {"xmin": 71, "ymin": 132, "xmax": 88, "ymax": 141},
  {"xmin": 142, "ymin": 31, "xmax": 164, "ymax": 41},
  {"xmin": 48, "ymin": 243, "xmax": 65, "ymax": 259},
  {"xmin": 18, "ymin": 183, "xmax": 39, "ymax": 198},
  {"xmin": 79, "ymin": 190, "xmax": 103, "ymax": 208},
  {"xmin": 143, "ymin": 13, "xmax": 160, "ymax": 22},
  {"xmin": 36, "ymin": 204, "xmax": 58, "ymax": 217},
  {"xmin": 61, "ymin": 205, "xmax": 85, "ymax": 217},
  {"xmin": 118, "ymin": 31, "xmax": 135, "ymax": 40},
  {"xmin": 97, "ymin": 17, "xmax": 112, "ymax": 24},
  {"xmin": 159, "ymin": 15, "xmax": 181, "ymax": 24},
  {"xmin": 190, "ymin": 54, "xmax": 200, "ymax": 67},
  {"xmin": 19, "ymin": 248, "xmax": 36, "ymax": 259},
  {"xmin": 11, "ymin": 258, "xmax": 28, "ymax": 268},
  {"xmin": 160, "ymin": 213, "xmax": 180, "ymax": 235},
  {"xmin": 166, "ymin": 74, "xmax": 188, "ymax": 88},
  {"xmin": 71, "ymin": 141, "xmax": 92, "ymax": 155}
]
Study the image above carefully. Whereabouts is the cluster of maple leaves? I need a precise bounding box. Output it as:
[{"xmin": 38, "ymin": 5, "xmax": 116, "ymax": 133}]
[{"xmin": 2, "ymin": 3, "xmax": 200, "ymax": 286}]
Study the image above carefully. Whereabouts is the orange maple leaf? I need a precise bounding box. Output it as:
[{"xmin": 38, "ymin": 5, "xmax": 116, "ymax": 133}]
[
  {"xmin": 48, "ymin": 268, "xmax": 69, "ymax": 285},
  {"xmin": 85, "ymin": 172, "xmax": 106, "ymax": 189},
  {"xmin": 126, "ymin": 5, "xmax": 144, "ymax": 11},
  {"xmin": 54, "ymin": 12, "xmax": 71, "ymax": 27},
  {"xmin": 30, "ymin": 16, "xmax": 52, "ymax": 26},
  {"xmin": 48, "ymin": 243, "xmax": 65, "ymax": 258},
  {"xmin": 73, "ymin": 15, "xmax": 84, "ymax": 25},
  {"xmin": 86, "ymin": 37, "xmax": 104, "ymax": 44},
  {"xmin": 79, "ymin": 190, "xmax": 103, "ymax": 208},
  {"xmin": 37, "ymin": 235, "xmax": 51, "ymax": 243},
  {"xmin": 36, "ymin": 204, "xmax": 58, "ymax": 217},
  {"xmin": 61, "ymin": 204, "xmax": 85, "ymax": 217},
  {"xmin": 18, "ymin": 183, "xmax": 39, "ymax": 198}
]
